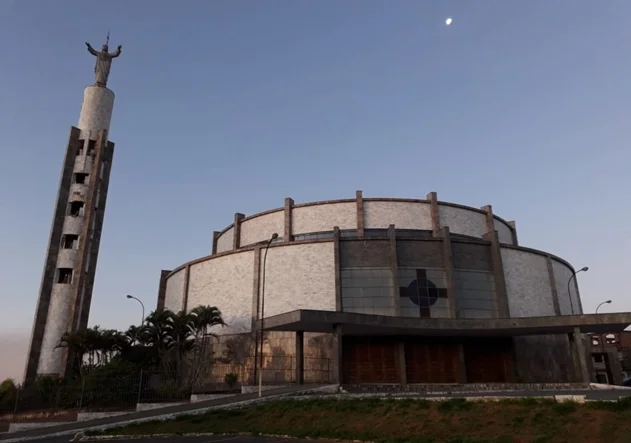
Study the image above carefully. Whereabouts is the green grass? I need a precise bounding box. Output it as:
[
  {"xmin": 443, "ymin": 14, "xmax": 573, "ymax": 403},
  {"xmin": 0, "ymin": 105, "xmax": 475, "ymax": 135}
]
[{"xmin": 87, "ymin": 397, "xmax": 631, "ymax": 443}]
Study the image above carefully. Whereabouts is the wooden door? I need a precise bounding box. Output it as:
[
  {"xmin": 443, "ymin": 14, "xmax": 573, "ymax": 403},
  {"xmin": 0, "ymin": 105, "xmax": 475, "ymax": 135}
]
[
  {"xmin": 343, "ymin": 337, "xmax": 401, "ymax": 384},
  {"xmin": 404, "ymin": 340, "xmax": 460, "ymax": 383}
]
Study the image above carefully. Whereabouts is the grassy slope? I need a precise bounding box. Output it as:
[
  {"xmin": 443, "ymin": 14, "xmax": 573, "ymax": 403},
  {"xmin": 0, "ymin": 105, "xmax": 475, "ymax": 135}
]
[{"xmin": 93, "ymin": 397, "xmax": 631, "ymax": 443}]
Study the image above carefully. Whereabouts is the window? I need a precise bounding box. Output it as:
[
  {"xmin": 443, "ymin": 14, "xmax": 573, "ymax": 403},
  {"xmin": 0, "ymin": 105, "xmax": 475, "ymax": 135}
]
[
  {"xmin": 61, "ymin": 234, "xmax": 79, "ymax": 249},
  {"xmin": 593, "ymin": 354, "xmax": 604, "ymax": 363},
  {"xmin": 87, "ymin": 140, "xmax": 96, "ymax": 157},
  {"xmin": 453, "ymin": 270, "xmax": 498, "ymax": 319},
  {"xmin": 74, "ymin": 173, "xmax": 88, "ymax": 184},
  {"xmin": 76, "ymin": 140, "xmax": 85, "ymax": 156},
  {"xmin": 341, "ymin": 267, "xmax": 395, "ymax": 316},
  {"xmin": 68, "ymin": 201, "xmax": 85, "ymax": 217},
  {"xmin": 57, "ymin": 268, "xmax": 73, "ymax": 284}
]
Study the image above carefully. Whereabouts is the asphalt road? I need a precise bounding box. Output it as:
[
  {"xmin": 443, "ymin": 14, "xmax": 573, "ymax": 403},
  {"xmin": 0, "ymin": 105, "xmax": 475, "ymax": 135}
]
[{"xmin": 25, "ymin": 435, "xmax": 321, "ymax": 443}]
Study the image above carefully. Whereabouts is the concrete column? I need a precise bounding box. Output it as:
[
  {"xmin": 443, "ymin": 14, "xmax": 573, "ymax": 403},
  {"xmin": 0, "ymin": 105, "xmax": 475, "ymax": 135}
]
[
  {"xmin": 355, "ymin": 190, "xmax": 364, "ymax": 237},
  {"xmin": 250, "ymin": 246, "xmax": 262, "ymax": 335},
  {"xmin": 480, "ymin": 205, "xmax": 495, "ymax": 234},
  {"xmin": 233, "ymin": 213, "xmax": 245, "ymax": 249},
  {"xmin": 546, "ymin": 256, "xmax": 561, "ymax": 315},
  {"xmin": 156, "ymin": 270, "xmax": 171, "ymax": 310},
  {"xmin": 398, "ymin": 342, "xmax": 407, "ymax": 385},
  {"xmin": 388, "ymin": 225, "xmax": 400, "ymax": 316},
  {"xmin": 438, "ymin": 226, "xmax": 457, "ymax": 318},
  {"xmin": 571, "ymin": 327, "xmax": 590, "ymax": 383},
  {"xmin": 181, "ymin": 265, "xmax": 191, "ymax": 313},
  {"xmin": 333, "ymin": 227, "xmax": 342, "ymax": 311},
  {"xmin": 296, "ymin": 331, "xmax": 304, "ymax": 385},
  {"xmin": 284, "ymin": 198, "xmax": 294, "ymax": 242},
  {"xmin": 507, "ymin": 221, "xmax": 519, "ymax": 246},
  {"xmin": 426, "ymin": 192, "xmax": 440, "ymax": 235},
  {"xmin": 332, "ymin": 324, "xmax": 344, "ymax": 385},
  {"xmin": 212, "ymin": 231, "xmax": 220, "ymax": 255},
  {"xmin": 482, "ymin": 230, "xmax": 510, "ymax": 318}
]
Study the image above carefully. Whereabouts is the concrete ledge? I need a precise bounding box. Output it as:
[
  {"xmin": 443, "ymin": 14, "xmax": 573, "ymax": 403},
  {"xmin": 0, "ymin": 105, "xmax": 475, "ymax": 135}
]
[
  {"xmin": 190, "ymin": 394, "xmax": 236, "ymax": 403},
  {"xmin": 8, "ymin": 422, "xmax": 74, "ymax": 433},
  {"xmin": 241, "ymin": 385, "xmax": 286, "ymax": 394},
  {"xmin": 135, "ymin": 402, "xmax": 187, "ymax": 412},
  {"xmin": 590, "ymin": 383, "xmax": 631, "ymax": 390},
  {"xmin": 77, "ymin": 412, "xmax": 130, "ymax": 422}
]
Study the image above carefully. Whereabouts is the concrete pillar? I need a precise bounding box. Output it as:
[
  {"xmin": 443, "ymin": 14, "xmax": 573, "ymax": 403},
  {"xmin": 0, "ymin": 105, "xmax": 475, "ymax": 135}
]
[
  {"xmin": 426, "ymin": 192, "xmax": 440, "ymax": 235},
  {"xmin": 233, "ymin": 213, "xmax": 245, "ymax": 249},
  {"xmin": 388, "ymin": 225, "xmax": 400, "ymax": 316},
  {"xmin": 546, "ymin": 256, "xmax": 561, "ymax": 315},
  {"xmin": 156, "ymin": 270, "xmax": 171, "ymax": 310},
  {"xmin": 507, "ymin": 221, "xmax": 519, "ymax": 246},
  {"xmin": 333, "ymin": 227, "xmax": 342, "ymax": 311},
  {"xmin": 482, "ymin": 229, "xmax": 510, "ymax": 318},
  {"xmin": 181, "ymin": 265, "xmax": 191, "ymax": 313},
  {"xmin": 438, "ymin": 226, "xmax": 457, "ymax": 318},
  {"xmin": 212, "ymin": 231, "xmax": 220, "ymax": 255},
  {"xmin": 284, "ymin": 198, "xmax": 294, "ymax": 242},
  {"xmin": 355, "ymin": 190, "xmax": 364, "ymax": 237},
  {"xmin": 571, "ymin": 327, "xmax": 590, "ymax": 383},
  {"xmin": 296, "ymin": 331, "xmax": 304, "ymax": 385},
  {"xmin": 332, "ymin": 324, "xmax": 344, "ymax": 385}
]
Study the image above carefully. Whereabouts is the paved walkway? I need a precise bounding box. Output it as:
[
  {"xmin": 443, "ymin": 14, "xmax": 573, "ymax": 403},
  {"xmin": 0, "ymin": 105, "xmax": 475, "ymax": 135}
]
[{"xmin": 0, "ymin": 385, "xmax": 325, "ymax": 443}]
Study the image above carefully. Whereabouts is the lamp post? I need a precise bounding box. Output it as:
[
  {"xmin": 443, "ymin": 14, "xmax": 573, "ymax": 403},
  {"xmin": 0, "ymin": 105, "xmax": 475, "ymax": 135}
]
[
  {"xmin": 258, "ymin": 233, "xmax": 278, "ymax": 398},
  {"xmin": 596, "ymin": 300, "xmax": 613, "ymax": 375},
  {"xmin": 126, "ymin": 294, "xmax": 145, "ymax": 326},
  {"xmin": 596, "ymin": 300, "xmax": 612, "ymax": 315},
  {"xmin": 567, "ymin": 267, "xmax": 588, "ymax": 315}
]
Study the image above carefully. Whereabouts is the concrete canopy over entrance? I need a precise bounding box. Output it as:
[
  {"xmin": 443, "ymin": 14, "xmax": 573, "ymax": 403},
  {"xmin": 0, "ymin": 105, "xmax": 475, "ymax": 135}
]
[{"xmin": 258, "ymin": 310, "xmax": 631, "ymax": 336}]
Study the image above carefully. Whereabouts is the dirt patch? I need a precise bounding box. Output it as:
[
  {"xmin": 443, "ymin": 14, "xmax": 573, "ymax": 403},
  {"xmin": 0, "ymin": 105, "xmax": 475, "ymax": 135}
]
[{"xmin": 93, "ymin": 398, "xmax": 631, "ymax": 443}]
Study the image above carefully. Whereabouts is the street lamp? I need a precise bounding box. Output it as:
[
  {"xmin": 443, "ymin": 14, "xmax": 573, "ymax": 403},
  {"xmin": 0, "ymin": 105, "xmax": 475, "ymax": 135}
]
[
  {"xmin": 259, "ymin": 233, "xmax": 278, "ymax": 398},
  {"xmin": 567, "ymin": 267, "xmax": 588, "ymax": 315},
  {"xmin": 126, "ymin": 294, "xmax": 145, "ymax": 326},
  {"xmin": 596, "ymin": 300, "xmax": 612, "ymax": 362}
]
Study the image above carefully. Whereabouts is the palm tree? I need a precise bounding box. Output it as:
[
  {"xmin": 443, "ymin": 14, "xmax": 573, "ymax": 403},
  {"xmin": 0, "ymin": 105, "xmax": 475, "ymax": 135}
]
[{"xmin": 188, "ymin": 306, "xmax": 225, "ymax": 387}]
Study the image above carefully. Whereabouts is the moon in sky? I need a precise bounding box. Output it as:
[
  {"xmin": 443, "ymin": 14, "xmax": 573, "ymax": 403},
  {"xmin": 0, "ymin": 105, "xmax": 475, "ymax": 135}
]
[{"xmin": 445, "ymin": 17, "xmax": 452, "ymax": 25}]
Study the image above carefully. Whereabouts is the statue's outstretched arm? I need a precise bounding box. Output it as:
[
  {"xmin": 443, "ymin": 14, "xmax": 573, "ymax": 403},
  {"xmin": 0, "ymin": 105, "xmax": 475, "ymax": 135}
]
[
  {"xmin": 85, "ymin": 42, "xmax": 98, "ymax": 56},
  {"xmin": 108, "ymin": 45, "xmax": 122, "ymax": 58}
]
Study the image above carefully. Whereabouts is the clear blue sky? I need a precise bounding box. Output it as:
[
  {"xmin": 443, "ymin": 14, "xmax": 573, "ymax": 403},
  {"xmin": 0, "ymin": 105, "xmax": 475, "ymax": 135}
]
[{"xmin": 1, "ymin": 1, "xmax": 630, "ymax": 380}]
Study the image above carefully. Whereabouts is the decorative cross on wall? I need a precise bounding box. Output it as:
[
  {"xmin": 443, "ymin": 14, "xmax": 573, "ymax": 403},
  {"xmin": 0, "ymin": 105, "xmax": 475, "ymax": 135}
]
[{"xmin": 399, "ymin": 269, "xmax": 448, "ymax": 318}]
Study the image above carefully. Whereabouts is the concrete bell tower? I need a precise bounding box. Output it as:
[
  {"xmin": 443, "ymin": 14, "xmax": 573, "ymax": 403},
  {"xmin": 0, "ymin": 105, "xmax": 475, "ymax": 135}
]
[{"xmin": 24, "ymin": 39, "xmax": 123, "ymax": 381}]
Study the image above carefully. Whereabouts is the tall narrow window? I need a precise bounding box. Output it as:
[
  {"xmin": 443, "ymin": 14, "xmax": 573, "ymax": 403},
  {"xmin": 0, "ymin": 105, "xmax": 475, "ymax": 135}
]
[
  {"xmin": 68, "ymin": 201, "xmax": 85, "ymax": 217},
  {"xmin": 74, "ymin": 173, "xmax": 89, "ymax": 184},
  {"xmin": 87, "ymin": 140, "xmax": 96, "ymax": 157},
  {"xmin": 76, "ymin": 140, "xmax": 85, "ymax": 156},
  {"xmin": 61, "ymin": 234, "xmax": 79, "ymax": 249},
  {"xmin": 57, "ymin": 268, "xmax": 73, "ymax": 284}
]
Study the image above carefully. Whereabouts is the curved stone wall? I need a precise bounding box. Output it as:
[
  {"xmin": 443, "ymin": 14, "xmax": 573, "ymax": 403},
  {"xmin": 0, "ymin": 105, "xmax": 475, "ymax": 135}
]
[
  {"xmin": 240, "ymin": 210, "xmax": 284, "ymax": 247},
  {"xmin": 364, "ymin": 201, "xmax": 432, "ymax": 230},
  {"xmin": 164, "ymin": 267, "xmax": 186, "ymax": 312},
  {"xmin": 502, "ymin": 248, "xmax": 556, "ymax": 318},
  {"xmin": 293, "ymin": 202, "xmax": 356, "ymax": 234},
  {"xmin": 213, "ymin": 193, "xmax": 520, "ymax": 252},
  {"xmin": 164, "ymin": 234, "xmax": 580, "ymax": 339}
]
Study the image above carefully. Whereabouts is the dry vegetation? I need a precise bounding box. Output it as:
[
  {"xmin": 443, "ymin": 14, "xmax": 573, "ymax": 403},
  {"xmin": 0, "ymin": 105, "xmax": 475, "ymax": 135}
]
[{"xmin": 89, "ymin": 396, "xmax": 631, "ymax": 443}]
